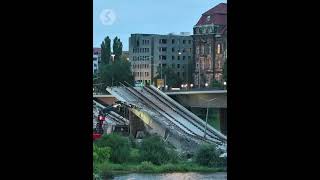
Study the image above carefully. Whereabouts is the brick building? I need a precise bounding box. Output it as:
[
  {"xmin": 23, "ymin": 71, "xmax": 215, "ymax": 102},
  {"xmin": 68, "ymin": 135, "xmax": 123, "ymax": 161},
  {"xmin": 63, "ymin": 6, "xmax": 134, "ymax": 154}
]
[{"xmin": 192, "ymin": 3, "xmax": 227, "ymax": 87}]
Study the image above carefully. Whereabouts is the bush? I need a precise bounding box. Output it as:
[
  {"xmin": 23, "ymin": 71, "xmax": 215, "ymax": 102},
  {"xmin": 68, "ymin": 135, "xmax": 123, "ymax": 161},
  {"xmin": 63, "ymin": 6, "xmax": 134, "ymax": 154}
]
[
  {"xmin": 195, "ymin": 144, "xmax": 220, "ymax": 167},
  {"xmin": 137, "ymin": 161, "xmax": 155, "ymax": 172},
  {"xmin": 95, "ymin": 133, "xmax": 130, "ymax": 163},
  {"xmin": 128, "ymin": 134, "xmax": 136, "ymax": 148},
  {"xmin": 139, "ymin": 135, "xmax": 170, "ymax": 165},
  {"xmin": 128, "ymin": 148, "xmax": 140, "ymax": 163},
  {"xmin": 167, "ymin": 149, "xmax": 180, "ymax": 164},
  {"xmin": 93, "ymin": 144, "xmax": 111, "ymax": 163}
]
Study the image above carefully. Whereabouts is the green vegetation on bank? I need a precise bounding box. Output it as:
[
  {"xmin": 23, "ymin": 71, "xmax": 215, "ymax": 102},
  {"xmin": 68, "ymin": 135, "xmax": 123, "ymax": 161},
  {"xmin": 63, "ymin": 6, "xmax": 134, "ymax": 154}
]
[{"xmin": 93, "ymin": 133, "xmax": 226, "ymax": 179}]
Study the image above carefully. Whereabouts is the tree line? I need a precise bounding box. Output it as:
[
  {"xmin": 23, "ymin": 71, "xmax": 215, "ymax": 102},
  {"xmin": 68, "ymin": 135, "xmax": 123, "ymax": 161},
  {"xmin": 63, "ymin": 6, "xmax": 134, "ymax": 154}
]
[{"xmin": 94, "ymin": 36, "xmax": 134, "ymax": 93}]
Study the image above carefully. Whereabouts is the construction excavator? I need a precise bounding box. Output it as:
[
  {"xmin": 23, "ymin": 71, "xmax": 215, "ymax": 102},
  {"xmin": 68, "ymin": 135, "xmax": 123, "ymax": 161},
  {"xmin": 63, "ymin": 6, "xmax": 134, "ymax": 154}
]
[{"xmin": 93, "ymin": 101, "xmax": 130, "ymax": 141}]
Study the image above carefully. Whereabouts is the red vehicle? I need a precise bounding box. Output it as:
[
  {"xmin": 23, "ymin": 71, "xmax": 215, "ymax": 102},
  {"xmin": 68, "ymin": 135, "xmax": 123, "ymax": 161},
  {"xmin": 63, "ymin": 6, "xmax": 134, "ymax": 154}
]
[{"xmin": 93, "ymin": 133, "xmax": 102, "ymax": 141}]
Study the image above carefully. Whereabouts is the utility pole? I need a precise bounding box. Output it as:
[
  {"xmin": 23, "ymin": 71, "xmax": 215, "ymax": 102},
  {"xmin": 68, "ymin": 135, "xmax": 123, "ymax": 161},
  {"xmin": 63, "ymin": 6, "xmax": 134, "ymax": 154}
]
[{"xmin": 203, "ymin": 98, "xmax": 217, "ymax": 138}]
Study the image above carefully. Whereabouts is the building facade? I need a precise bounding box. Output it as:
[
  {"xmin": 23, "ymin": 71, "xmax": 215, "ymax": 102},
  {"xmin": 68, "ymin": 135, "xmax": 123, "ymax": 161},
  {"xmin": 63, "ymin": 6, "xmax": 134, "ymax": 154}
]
[
  {"xmin": 192, "ymin": 3, "xmax": 227, "ymax": 87},
  {"xmin": 129, "ymin": 33, "xmax": 193, "ymax": 86},
  {"xmin": 93, "ymin": 48, "xmax": 101, "ymax": 74}
]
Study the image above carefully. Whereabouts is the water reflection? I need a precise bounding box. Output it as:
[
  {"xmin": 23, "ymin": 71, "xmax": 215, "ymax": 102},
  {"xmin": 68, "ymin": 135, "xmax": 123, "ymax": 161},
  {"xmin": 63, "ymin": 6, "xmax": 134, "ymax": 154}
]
[{"xmin": 113, "ymin": 172, "xmax": 227, "ymax": 180}]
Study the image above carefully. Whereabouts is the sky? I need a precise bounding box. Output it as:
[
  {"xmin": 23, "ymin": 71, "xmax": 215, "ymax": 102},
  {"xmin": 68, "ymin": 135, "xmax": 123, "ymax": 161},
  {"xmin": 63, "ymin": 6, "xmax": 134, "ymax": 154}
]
[{"xmin": 93, "ymin": 0, "xmax": 227, "ymax": 51}]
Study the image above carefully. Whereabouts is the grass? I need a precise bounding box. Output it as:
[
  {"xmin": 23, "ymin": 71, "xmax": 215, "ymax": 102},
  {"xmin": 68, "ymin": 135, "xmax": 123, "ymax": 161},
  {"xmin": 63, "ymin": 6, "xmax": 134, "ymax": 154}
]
[{"xmin": 96, "ymin": 161, "xmax": 225, "ymax": 175}]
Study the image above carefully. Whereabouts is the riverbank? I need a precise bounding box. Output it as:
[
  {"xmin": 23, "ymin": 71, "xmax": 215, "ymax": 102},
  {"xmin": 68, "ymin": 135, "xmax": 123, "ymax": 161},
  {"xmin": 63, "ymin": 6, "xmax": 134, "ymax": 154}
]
[
  {"xmin": 93, "ymin": 134, "xmax": 226, "ymax": 179},
  {"xmin": 96, "ymin": 161, "xmax": 226, "ymax": 175},
  {"xmin": 112, "ymin": 172, "xmax": 227, "ymax": 180}
]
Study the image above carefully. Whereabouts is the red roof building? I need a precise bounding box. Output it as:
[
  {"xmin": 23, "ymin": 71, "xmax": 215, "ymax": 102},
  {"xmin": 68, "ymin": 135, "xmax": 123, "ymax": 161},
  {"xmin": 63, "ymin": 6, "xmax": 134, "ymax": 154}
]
[
  {"xmin": 192, "ymin": 3, "xmax": 227, "ymax": 87},
  {"xmin": 195, "ymin": 3, "xmax": 227, "ymax": 28}
]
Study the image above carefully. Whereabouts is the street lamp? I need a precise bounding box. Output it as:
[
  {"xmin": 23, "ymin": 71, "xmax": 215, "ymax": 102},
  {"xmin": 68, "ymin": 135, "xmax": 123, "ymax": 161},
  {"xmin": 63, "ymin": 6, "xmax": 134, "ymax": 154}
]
[
  {"xmin": 205, "ymin": 83, "xmax": 208, "ymax": 87},
  {"xmin": 111, "ymin": 54, "xmax": 115, "ymax": 86},
  {"xmin": 223, "ymin": 81, "xmax": 227, "ymax": 90},
  {"xmin": 126, "ymin": 57, "xmax": 129, "ymax": 61},
  {"xmin": 201, "ymin": 98, "xmax": 217, "ymax": 138},
  {"xmin": 190, "ymin": 84, "xmax": 194, "ymax": 88}
]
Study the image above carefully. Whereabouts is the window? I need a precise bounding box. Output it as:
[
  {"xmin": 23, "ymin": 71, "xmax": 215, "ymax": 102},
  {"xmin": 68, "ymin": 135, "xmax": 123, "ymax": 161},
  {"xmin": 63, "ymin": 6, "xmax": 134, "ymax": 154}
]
[
  {"xmin": 196, "ymin": 46, "xmax": 200, "ymax": 55},
  {"xmin": 159, "ymin": 39, "xmax": 167, "ymax": 44},
  {"xmin": 172, "ymin": 56, "xmax": 175, "ymax": 60},
  {"xmin": 182, "ymin": 65, "xmax": 185, "ymax": 69},
  {"xmin": 207, "ymin": 15, "xmax": 211, "ymax": 22},
  {"xmin": 188, "ymin": 40, "xmax": 191, "ymax": 44},
  {"xmin": 159, "ymin": 55, "xmax": 167, "ymax": 60},
  {"xmin": 177, "ymin": 56, "xmax": 180, "ymax": 60},
  {"xmin": 172, "ymin": 47, "xmax": 175, "ymax": 52},
  {"xmin": 209, "ymin": 45, "xmax": 212, "ymax": 55},
  {"xmin": 177, "ymin": 72, "xmax": 180, "ymax": 76},
  {"xmin": 183, "ymin": 40, "xmax": 186, "ymax": 44},
  {"xmin": 188, "ymin": 56, "xmax": 191, "ymax": 60},
  {"xmin": 182, "ymin": 72, "xmax": 185, "ymax": 77},
  {"xmin": 189, "ymin": 48, "xmax": 192, "ymax": 53},
  {"xmin": 177, "ymin": 64, "xmax": 180, "ymax": 68},
  {"xmin": 159, "ymin": 47, "xmax": 167, "ymax": 52},
  {"xmin": 201, "ymin": 45, "xmax": 204, "ymax": 54},
  {"xmin": 196, "ymin": 28, "xmax": 199, "ymax": 34},
  {"xmin": 145, "ymin": 64, "xmax": 147, "ymax": 68},
  {"xmin": 217, "ymin": 44, "xmax": 221, "ymax": 54},
  {"xmin": 182, "ymin": 48, "xmax": 185, "ymax": 52},
  {"xmin": 94, "ymin": 64, "xmax": 97, "ymax": 67},
  {"xmin": 183, "ymin": 56, "xmax": 186, "ymax": 60},
  {"xmin": 172, "ymin": 64, "xmax": 175, "ymax": 68},
  {"xmin": 172, "ymin": 39, "xmax": 175, "ymax": 44}
]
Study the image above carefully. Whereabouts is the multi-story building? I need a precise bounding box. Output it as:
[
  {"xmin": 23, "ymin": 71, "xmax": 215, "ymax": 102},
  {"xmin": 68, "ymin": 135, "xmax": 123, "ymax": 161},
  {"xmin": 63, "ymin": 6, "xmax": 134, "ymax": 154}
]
[
  {"xmin": 193, "ymin": 3, "xmax": 227, "ymax": 87},
  {"xmin": 93, "ymin": 48, "xmax": 101, "ymax": 74},
  {"xmin": 129, "ymin": 33, "xmax": 193, "ymax": 86}
]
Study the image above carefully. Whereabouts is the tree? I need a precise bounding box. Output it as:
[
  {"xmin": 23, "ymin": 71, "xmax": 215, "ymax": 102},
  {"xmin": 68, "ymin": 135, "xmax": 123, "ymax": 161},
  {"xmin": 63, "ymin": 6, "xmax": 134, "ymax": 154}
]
[
  {"xmin": 112, "ymin": 37, "xmax": 123, "ymax": 62},
  {"xmin": 100, "ymin": 36, "xmax": 111, "ymax": 65},
  {"xmin": 99, "ymin": 57, "xmax": 134, "ymax": 91},
  {"xmin": 195, "ymin": 144, "xmax": 220, "ymax": 167},
  {"xmin": 95, "ymin": 133, "xmax": 130, "ymax": 163},
  {"xmin": 139, "ymin": 135, "xmax": 171, "ymax": 165},
  {"xmin": 222, "ymin": 59, "xmax": 227, "ymax": 82},
  {"xmin": 154, "ymin": 66, "xmax": 182, "ymax": 88}
]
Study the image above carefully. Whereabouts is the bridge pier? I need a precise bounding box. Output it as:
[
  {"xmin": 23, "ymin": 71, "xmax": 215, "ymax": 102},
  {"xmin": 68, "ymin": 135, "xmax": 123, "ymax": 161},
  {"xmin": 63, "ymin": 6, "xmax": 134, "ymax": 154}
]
[
  {"xmin": 219, "ymin": 108, "xmax": 227, "ymax": 135},
  {"xmin": 128, "ymin": 110, "xmax": 145, "ymax": 138}
]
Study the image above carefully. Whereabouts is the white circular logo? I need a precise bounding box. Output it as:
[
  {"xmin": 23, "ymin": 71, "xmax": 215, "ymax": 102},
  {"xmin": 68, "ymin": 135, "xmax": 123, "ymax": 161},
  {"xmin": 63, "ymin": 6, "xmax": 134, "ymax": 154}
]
[{"xmin": 100, "ymin": 9, "xmax": 116, "ymax": 26}]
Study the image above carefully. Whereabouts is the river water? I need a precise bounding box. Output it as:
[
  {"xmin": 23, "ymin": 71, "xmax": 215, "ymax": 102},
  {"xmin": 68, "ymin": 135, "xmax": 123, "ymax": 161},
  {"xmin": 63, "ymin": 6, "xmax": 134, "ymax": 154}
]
[{"xmin": 112, "ymin": 172, "xmax": 227, "ymax": 180}]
